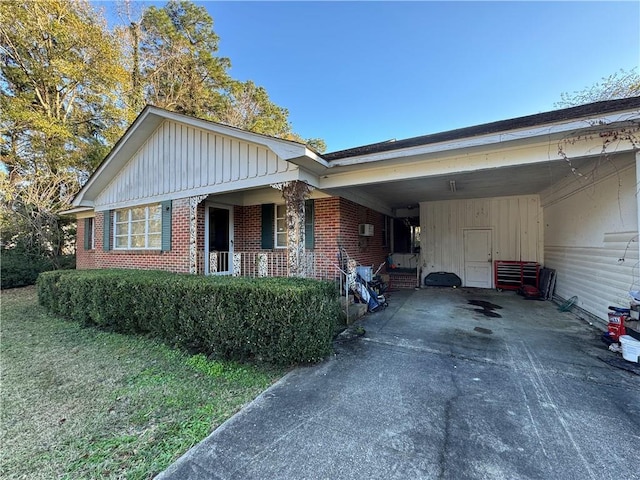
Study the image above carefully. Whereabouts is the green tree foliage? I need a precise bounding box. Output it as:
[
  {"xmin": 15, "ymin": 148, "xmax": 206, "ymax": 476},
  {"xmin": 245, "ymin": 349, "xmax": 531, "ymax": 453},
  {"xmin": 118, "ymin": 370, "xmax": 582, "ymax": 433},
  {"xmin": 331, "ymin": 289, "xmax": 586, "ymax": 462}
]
[
  {"xmin": 0, "ymin": 0, "xmax": 128, "ymax": 257},
  {"xmin": 138, "ymin": 0, "xmax": 230, "ymax": 117},
  {"xmin": 1, "ymin": 0, "xmax": 325, "ymax": 264},
  {"xmin": 134, "ymin": 1, "xmax": 325, "ymax": 151},
  {"xmin": 216, "ymin": 80, "xmax": 291, "ymax": 136},
  {"xmin": 556, "ymin": 68, "xmax": 640, "ymax": 108},
  {"xmin": 0, "ymin": 0, "xmax": 128, "ymax": 176},
  {"xmin": 288, "ymin": 135, "xmax": 327, "ymax": 154}
]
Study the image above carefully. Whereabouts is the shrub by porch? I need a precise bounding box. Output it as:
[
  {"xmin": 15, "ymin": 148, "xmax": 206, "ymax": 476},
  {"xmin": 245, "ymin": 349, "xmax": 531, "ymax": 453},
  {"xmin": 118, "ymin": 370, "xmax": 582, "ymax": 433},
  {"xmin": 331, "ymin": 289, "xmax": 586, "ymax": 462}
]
[{"xmin": 37, "ymin": 270, "xmax": 339, "ymax": 365}]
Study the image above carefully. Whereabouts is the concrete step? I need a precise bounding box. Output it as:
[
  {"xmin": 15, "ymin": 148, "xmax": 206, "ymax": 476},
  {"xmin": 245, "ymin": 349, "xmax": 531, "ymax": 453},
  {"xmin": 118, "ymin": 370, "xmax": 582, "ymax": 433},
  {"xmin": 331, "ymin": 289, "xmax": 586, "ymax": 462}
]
[
  {"xmin": 339, "ymin": 295, "xmax": 355, "ymax": 309},
  {"xmin": 343, "ymin": 302, "xmax": 367, "ymax": 324}
]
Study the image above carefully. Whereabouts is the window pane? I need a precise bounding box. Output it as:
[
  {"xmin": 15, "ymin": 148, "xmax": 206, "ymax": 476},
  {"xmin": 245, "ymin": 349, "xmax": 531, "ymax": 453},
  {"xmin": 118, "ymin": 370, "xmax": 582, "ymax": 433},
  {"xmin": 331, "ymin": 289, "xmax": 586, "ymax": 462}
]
[
  {"xmin": 115, "ymin": 236, "xmax": 128, "ymax": 249},
  {"xmin": 115, "ymin": 223, "xmax": 128, "ymax": 236},
  {"xmin": 276, "ymin": 232, "xmax": 287, "ymax": 248},
  {"xmin": 276, "ymin": 205, "xmax": 286, "ymax": 218},
  {"xmin": 131, "ymin": 220, "xmax": 146, "ymax": 235},
  {"xmin": 148, "ymin": 233, "xmax": 161, "ymax": 248},
  {"xmin": 149, "ymin": 205, "xmax": 161, "ymax": 221},
  {"xmin": 148, "ymin": 219, "xmax": 161, "ymax": 234},
  {"xmin": 115, "ymin": 210, "xmax": 128, "ymax": 223},
  {"xmin": 131, "ymin": 207, "xmax": 146, "ymax": 221},
  {"xmin": 131, "ymin": 234, "xmax": 145, "ymax": 248},
  {"xmin": 276, "ymin": 219, "xmax": 286, "ymax": 233}
]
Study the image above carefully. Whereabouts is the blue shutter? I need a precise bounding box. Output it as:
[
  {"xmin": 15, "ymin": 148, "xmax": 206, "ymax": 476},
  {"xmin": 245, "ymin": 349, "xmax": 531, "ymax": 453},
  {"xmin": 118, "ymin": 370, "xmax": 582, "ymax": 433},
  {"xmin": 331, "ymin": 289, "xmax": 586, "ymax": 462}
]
[
  {"xmin": 103, "ymin": 211, "xmax": 111, "ymax": 251},
  {"xmin": 161, "ymin": 200, "xmax": 172, "ymax": 252},
  {"xmin": 261, "ymin": 204, "xmax": 274, "ymax": 249},
  {"xmin": 305, "ymin": 199, "xmax": 314, "ymax": 249}
]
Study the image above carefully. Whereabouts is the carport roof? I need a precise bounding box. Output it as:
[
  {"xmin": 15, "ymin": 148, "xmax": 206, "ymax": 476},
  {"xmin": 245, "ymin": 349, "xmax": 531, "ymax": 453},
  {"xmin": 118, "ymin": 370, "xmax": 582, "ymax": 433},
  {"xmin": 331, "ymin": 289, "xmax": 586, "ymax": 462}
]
[{"xmin": 323, "ymin": 96, "xmax": 640, "ymax": 161}]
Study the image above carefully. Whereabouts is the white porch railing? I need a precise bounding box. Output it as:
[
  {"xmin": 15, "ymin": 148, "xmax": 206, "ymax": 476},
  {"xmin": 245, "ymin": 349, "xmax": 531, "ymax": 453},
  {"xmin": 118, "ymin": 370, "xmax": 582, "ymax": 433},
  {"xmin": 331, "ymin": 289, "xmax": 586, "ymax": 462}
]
[{"xmin": 208, "ymin": 251, "xmax": 335, "ymax": 279}]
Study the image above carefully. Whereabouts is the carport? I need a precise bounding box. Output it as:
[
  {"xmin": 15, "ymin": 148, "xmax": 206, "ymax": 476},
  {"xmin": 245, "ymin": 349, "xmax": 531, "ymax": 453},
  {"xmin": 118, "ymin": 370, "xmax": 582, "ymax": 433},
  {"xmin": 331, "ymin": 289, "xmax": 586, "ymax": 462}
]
[
  {"xmin": 319, "ymin": 97, "xmax": 640, "ymax": 324},
  {"xmin": 158, "ymin": 287, "xmax": 640, "ymax": 480}
]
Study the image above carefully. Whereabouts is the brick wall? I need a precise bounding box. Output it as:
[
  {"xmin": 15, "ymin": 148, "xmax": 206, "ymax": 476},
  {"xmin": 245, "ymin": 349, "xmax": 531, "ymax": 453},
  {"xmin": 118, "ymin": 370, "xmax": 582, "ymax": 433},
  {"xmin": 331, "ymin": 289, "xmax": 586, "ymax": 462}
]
[
  {"xmin": 313, "ymin": 197, "xmax": 341, "ymax": 279},
  {"xmin": 77, "ymin": 198, "xmax": 192, "ymax": 273},
  {"xmin": 76, "ymin": 218, "xmax": 96, "ymax": 269},
  {"xmin": 337, "ymin": 198, "xmax": 390, "ymax": 274},
  {"xmin": 234, "ymin": 205, "xmax": 262, "ymax": 252},
  {"xmin": 75, "ymin": 196, "xmax": 389, "ymax": 279}
]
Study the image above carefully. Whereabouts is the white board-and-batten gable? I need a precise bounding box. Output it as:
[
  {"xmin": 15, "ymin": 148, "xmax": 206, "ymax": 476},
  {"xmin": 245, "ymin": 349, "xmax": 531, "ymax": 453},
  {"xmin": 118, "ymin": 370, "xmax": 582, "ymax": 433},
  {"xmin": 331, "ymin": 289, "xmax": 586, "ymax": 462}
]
[
  {"xmin": 94, "ymin": 120, "xmax": 297, "ymax": 210},
  {"xmin": 71, "ymin": 106, "xmax": 323, "ymax": 212}
]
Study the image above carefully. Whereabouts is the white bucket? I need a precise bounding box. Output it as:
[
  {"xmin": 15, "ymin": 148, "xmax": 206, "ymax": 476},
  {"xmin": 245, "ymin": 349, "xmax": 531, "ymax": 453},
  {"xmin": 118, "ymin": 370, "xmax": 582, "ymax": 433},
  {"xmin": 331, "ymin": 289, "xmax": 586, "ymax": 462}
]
[{"xmin": 619, "ymin": 335, "xmax": 640, "ymax": 363}]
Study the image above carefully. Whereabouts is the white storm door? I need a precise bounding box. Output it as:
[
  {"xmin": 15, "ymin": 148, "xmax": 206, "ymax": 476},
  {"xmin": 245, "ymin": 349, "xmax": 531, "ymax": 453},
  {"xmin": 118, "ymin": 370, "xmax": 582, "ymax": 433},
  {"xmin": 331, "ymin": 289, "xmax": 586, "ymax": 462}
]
[{"xmin": 463, "ymin": 229, "xmax": 492, "ymax": 288}]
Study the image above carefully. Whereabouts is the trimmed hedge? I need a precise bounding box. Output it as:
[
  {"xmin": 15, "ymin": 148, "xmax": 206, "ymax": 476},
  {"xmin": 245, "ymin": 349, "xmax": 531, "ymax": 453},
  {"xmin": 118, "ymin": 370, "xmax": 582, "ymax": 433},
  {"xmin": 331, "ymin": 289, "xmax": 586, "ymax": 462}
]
[
  {"xmin": 37, "ymin": 269, "xmax": 339, "ymax": 365},
  {"xmin": 1, "ymin": 249, "xmax": 75, "ymax": 289}
]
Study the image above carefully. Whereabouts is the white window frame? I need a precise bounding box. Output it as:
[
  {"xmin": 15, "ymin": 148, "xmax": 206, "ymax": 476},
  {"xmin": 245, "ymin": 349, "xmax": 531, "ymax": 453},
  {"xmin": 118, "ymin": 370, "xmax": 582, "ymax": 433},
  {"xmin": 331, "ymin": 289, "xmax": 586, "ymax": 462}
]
[
  {"xmin": 113, "ymin": 203, "xmax": 162, "ymax": 250},
  {"xmin": 275, "ymin": 204, "xmax": 287, "ymax": 249}
]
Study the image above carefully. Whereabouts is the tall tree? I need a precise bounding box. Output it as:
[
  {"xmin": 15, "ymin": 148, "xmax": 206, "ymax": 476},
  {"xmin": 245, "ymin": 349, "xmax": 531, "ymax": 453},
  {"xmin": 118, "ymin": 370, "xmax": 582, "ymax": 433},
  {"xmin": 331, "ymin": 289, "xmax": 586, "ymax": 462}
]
[
  {"xmin": 216, "ymin": 80, "xmax": 291, "ymax": 136},
  {"xmin": 0, "ymin": 0, "xmax": 127, "ymax": 255},
  {"xmin": 555, "ymin": 68, "xmax": 640, "ymax": 108},
  {"xmin": 139, "ymin": 0, "xmax": 230, "ymax": 117},
  {"xmin": 215, "ymin": 80, "xmax": 327, "ymax": 152}
]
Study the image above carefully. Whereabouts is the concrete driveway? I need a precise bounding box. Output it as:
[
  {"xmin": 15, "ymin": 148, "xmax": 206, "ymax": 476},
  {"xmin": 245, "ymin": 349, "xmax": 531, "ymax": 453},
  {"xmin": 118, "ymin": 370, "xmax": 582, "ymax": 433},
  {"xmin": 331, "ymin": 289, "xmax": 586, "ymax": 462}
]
[{"xmin": 157, "ymin": 288, "xmax": 640, "ymax": 480}]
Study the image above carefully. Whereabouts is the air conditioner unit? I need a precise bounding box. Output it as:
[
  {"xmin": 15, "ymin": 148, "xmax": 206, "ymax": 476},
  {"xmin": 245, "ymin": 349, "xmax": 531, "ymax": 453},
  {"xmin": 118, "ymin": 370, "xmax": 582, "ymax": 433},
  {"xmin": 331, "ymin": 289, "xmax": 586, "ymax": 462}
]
[{"xmin": 358, "ymin": 223, "xmax": 374, "ymax": 236}]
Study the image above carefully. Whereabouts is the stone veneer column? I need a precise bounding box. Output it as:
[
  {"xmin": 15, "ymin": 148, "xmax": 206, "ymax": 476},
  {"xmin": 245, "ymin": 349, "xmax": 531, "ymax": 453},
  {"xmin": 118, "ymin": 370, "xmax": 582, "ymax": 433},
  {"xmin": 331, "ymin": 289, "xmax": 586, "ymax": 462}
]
[
  {"xmin": 189, "ymin": 194, "xmax": 208, "ymax": 274},
  {"xmin": 272, "ymin": 181, "xmax": 312, "ymax": 278}
]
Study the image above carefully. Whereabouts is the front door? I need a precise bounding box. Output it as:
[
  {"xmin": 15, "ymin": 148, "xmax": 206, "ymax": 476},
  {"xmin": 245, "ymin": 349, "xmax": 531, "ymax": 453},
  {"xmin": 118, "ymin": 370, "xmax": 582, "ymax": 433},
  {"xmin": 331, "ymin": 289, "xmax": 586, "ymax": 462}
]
[
  {"xmin": 463, "ymin": 229, "xmax": 492, "ymax": 288},
  {"xmin": 206, "ymin": 205, "xmax": 234, "ymax": 275}
]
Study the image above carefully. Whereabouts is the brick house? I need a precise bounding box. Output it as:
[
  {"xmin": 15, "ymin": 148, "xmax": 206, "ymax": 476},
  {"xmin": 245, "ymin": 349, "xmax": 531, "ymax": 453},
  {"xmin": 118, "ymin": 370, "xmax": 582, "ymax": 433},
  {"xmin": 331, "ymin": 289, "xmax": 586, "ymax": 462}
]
[
  {"xmin": 67, "ymin": 98, "xmax": 640, "ymax": 322},
  {"xmin": 69, "ymin": 106, "xmax": 395, "ymax": 284}
]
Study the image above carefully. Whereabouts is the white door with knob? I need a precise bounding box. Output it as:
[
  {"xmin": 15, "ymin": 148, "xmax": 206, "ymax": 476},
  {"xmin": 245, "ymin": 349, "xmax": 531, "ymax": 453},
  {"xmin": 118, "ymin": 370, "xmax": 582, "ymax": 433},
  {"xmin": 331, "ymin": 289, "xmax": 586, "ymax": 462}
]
[{"xmin": 463, "ymin": 229, "xmax": 492, "ymax": 288}]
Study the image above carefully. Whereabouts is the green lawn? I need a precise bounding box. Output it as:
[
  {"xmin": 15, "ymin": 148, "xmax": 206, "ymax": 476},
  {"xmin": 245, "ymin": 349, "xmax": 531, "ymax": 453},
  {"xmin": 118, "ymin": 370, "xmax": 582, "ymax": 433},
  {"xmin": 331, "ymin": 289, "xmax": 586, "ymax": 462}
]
[{"xmin": 0, "ymin": 287, "xmax": 285, "ymax": 479}]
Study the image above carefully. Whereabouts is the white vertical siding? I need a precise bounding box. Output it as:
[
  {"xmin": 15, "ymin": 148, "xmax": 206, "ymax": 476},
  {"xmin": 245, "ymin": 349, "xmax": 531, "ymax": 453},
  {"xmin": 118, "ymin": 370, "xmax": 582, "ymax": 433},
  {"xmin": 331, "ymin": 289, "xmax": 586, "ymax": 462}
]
[
  {"xmin": 419, "ymin": 195, "xmax": 543, "ymax": 285},
  {"xmin": 95, "ymin": 120, "xmax": 294, "ymax": 208},
  {"xmin": 541, "ymin": 153, "xmax": 637, "ymax": 322}
]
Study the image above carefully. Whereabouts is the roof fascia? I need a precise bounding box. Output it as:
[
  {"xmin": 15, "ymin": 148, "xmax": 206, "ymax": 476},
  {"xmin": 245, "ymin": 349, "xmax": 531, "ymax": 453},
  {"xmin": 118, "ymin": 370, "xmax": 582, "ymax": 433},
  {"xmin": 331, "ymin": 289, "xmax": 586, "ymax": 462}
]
[
  {"xmin": 153, "ymin": 108, "xmax": 311, "ymax": 160},
  {"xmin": 286, "ymin": 149, "xmax": 330, "ymax": 174},
  {"xmin": 328, "ymin": 111, "xmax": 640, "ymax": 168},
  {"xmin": 59, "ymin": 206, "xmax": 94, "ymax": 216}
]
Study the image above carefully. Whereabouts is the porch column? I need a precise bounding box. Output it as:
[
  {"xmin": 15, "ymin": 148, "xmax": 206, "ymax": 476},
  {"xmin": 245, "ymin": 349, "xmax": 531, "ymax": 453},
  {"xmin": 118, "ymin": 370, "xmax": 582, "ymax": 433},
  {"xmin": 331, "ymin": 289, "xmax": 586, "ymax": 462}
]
[
  {"xmin": 189, "ymin": 194, "xmax": 208, "ymax": 274},
  {"xmin": 273, "ymin": 181, "xmax": 312, "ymax": 277}
]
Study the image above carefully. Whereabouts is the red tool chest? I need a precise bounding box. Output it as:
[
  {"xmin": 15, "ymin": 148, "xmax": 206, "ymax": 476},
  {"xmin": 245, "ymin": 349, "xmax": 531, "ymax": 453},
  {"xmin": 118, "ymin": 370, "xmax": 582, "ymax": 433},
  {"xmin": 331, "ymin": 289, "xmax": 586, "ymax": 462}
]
[{"xmin": 494, "ymin": 261, "xmax": 540, "ymax": 291}]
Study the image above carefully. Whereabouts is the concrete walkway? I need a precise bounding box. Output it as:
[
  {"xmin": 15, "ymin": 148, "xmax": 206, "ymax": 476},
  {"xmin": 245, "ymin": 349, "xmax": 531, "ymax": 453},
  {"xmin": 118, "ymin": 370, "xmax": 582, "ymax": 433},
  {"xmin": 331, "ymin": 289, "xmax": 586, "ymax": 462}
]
[{"xmin": 157, "ymin": 288, "xmax": 640, "ymax": 480}]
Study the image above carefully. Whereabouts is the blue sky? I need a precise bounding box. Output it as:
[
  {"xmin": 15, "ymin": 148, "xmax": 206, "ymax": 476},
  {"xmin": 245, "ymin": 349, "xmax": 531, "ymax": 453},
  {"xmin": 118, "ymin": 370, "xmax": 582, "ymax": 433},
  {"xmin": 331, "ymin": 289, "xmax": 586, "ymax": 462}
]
[{"xmin": 104, "ymin": 1, "xmax": 640, "ymax": 152}]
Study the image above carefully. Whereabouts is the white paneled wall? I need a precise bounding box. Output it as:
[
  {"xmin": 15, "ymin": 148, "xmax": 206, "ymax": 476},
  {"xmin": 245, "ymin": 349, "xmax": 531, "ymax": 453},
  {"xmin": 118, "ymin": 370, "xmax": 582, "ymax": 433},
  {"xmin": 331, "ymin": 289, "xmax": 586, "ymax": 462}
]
[
  {"xmin": 95, "ymin": 120, "xmax": 293, "ymax": 208},
  {"xmin": 419, "ymin": 195, "xmax": 543, "ymax": 285},
  {"xmin": 541, "ymin": 153, "xmax": 638, "ymax": 322}
]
